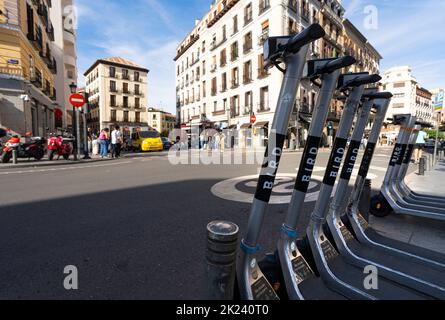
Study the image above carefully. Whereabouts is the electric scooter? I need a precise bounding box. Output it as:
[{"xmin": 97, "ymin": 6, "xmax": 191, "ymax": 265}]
[
  {"xmin": 324, "ymin": 96, "xmax": 445, "ymax": 299},
  {"xmin": 371, "ymin": 115, "xmax": 445, "ymax": 221},
  {"xmin": 277, "ymin": 56, "xmax": 357, "ymax": 300},
  {"xmin": 236, "ymin": 23, "xmax": 326, "ymax": 300}
]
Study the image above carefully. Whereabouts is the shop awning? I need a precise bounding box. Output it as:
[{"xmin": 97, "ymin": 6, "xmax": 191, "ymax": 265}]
[
  {"xmin": 240, "ymin": 123, "xmax": 252, "ymax": 129},
  {"xmin": 254, "ymin": 121, "xmax": 269, "ymax": 128},
  {"xmin": 228, "ymin": 124, "xmax": 237, "ymax": 129}
]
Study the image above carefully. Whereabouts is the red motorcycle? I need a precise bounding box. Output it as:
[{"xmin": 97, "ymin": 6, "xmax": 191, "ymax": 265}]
[
  {"xmin": 1, "ymin": 134, "xmax": 46, "ymax": 163},
  {"xmin": 47, "ymin": 133, "xmax": 74, "ymax": 161}
]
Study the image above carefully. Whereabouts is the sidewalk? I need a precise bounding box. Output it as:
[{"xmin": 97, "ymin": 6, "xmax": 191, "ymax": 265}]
[{"xmin": 370, "ymin": 160, "xmax": 445, "ymax": 254}]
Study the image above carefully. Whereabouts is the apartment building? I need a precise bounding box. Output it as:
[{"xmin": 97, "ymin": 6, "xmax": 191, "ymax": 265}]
[
  {"xmin": 430, "ymin": 88, "xmax": 444, "ymax": 126},
  {"xmin": 50, "ymin": 0, "xmax": 78, "ymax": 129},
  {"xmin": 0, "ymin": 0, "xmax": 58, "ymax": 136},
  {"xmin": 84, "ymin": 57, "xmax": 149, "ymax": 132},
  {"xmin": 175, "ymin": 0, "xmax": 381, "ymax": 148},
  {"xmin": 382, "ymin": 66, "xmax": 434, "ymax": 125},
  {"xmin": 147, "ymin": 107, "xmax": 176, "ymax": 134}
]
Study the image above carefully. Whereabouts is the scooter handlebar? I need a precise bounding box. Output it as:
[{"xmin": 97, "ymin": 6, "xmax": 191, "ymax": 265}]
[
  {"xmin": 344, "ymin": 74, "xmax": 382, "ymax": 89},
  {"xmin": 320, "ymin": 56, "xmax": 356, "ymax": 74},
  {"xmin": 363, "ymin": 92, "xmax": 393, "ymax": 100},
  {"xmin": 287, "ymin": 24, "xmax": 325, "ymax": 54}
]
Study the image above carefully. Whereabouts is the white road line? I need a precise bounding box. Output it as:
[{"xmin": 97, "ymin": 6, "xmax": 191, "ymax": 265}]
[{"xmin": 0, "ymin": 161, "xmax": 132, "ymax": 175}]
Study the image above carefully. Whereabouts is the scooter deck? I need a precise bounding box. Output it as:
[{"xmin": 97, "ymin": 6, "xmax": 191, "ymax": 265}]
[
  {"xmin": 401, "ymin": 195, "xmax": 445, "ymax": 208},
  {"xmin": 394, "ymin": 199, "xmax": 445, "ymax": 214},
  {"xmin": 363, "ymin": 227, "xmax": 445, "ymax": 267},
  {"xmin": 298, "ymin": 274, "xmax": 347, "ymax": 300},
  {"xmin": 343, "ymin": 234, "xmax": 445, "ymax": 298},
  {"xmin": 312, "ymin": 239, "xmax": 431, "ymax": 300}
]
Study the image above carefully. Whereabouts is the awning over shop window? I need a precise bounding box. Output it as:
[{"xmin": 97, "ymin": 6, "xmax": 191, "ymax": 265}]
[
  {"xmin": 240, "ymin": 123, "xmax": 252, "ymax": 129},
  {"xmin": 228, "ymin": 125, "xmax": 237, "ymax": 129},
  {"xmin": 254, "ymin": 121, "xmax": 269, "ymax": 128}
]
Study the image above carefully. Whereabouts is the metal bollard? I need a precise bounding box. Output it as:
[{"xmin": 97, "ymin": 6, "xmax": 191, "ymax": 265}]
[
  {"xmin": 12, "ymin": 149, "xmax": 18, "ymax": 164},
  {"xmin": 359, "ymin": 179, "xmax": 372, "ymax": 222},
  {"xmin": 206, "ymin": 221, "xmax": 239, "ymax": 300},
  {"xmin": 419, "ymin": 157, "xmax": 426, "ymax": 176}
]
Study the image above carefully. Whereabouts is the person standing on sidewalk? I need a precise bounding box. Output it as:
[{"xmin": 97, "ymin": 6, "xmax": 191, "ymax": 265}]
[
  {"xmin": 414, "ymin": 130, "xmax": 428, "ymax": 164},
  {"xmin": 111, "ymin": 125, "xmax": 122, "ymax": 159},
  {"xmin": 99, "ymin": 129, "xmax": 109, "ymax": 159}
]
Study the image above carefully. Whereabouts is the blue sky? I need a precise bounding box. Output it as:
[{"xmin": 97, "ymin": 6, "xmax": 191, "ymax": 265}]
[{"xmin": 76, "ymin": 0, "xmax": 445, "ymax": 114}]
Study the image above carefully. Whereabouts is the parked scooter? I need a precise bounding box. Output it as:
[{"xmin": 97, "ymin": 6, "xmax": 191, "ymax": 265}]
[
  {"xmin": 1, "ymin": 133, "xmax": 46, "ymax": 163},
  {"xmin": 47, "ymin": 132, "xmax": 74, "ymax": 161}
]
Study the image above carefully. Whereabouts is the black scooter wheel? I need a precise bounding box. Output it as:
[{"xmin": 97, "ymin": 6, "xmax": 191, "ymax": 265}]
[
  {"xmin": 370, "ymin": 193, "xmax": 392, "ymax": 218},
  {"xmin": 1, "ymin": 152, "xmax": 11, "ymax": 163}
]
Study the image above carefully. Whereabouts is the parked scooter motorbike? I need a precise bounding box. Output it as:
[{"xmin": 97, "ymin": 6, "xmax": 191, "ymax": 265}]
[
  {"xmin": 47, "ymin": 132, "xmax": 74, "ymax": 161},
  {"xmin": 0, "ymin": 128, "xmax": 8, "ymax": 156},
  {"xmin": 1, "ymin": 133, "xmax": 46, "ymax": 163}
]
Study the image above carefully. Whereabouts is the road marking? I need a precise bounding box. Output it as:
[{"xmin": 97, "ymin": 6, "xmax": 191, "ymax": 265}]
[{"xmin": 0, "ymin": 161, "xmax": 132, "ymax": 175}]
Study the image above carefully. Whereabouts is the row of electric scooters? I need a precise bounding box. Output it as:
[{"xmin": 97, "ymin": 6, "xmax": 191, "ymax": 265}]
[{"xmin": 236, "ymin": 23, "xmax": 445, "ymax": 300}]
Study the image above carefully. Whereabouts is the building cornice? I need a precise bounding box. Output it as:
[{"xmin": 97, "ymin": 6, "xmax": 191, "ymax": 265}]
[{"xmin": 84, "ymin": 59, "xmax": 149, "ymax": 76}]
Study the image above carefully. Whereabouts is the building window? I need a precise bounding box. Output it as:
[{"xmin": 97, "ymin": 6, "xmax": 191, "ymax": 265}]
[
  {"xmin": 231, "ymin": 67, "xmax": 239, "ymax": 88},
  {"xmin": 258, "ymin": 54, "xmax": 268, "ymax": 78},
  {"xmin": 135, "ymin": 84, "xmax": 140, "ymax": 95},
  {"xmin": 393, "ymin": 103, "xmax": 405, "ymax": 108},
  {"xmin": 123, "ymin": 96, "xmax": 129, "ymax": 108},
  {"xmin": 202, "ymin": 60, "xmax": 206, "ymax": 75},
  {"xmin": 203, "ymin": 80, "xmax": 206, "ymax": 98},
  {"xmin": 214, "ymin": 101, "xmax": 218, "ymax": 112},
  {"xmin": 231, "ymin": 42, "xmax": 239, "ymax": 61},
  {"xmin": 259, "ymin": 86, "xmax": 269, "ymax": 112},
  {"xmin": 259, "ymin": 0, "xmax": 270, "ymax": 14},
  {"xmin": 135, "ymin": 97, "xmax": 140, "ymax": 108},
  {"xmin": 243, "ymin": 32, "xmax": 253, "ymax": 53},
  {"xmin": 122, "ymin": 69, "xmax": 129, "ymax": 80},
  {"xmin": 124, "ymin": 111, "xmax": 129, "ymax": 122},
  {"xmin": 220, "ymin": 49, "xmax": 227, "ymax": 67},
  {"xmin": 244, "ymin": 3, "xmax": 253, "ymax": 25},
  {"xmin": 394, "ymin": 82, "xmax": 406, "ymax": 88},
  {"xmin": 211, "ymin": 77, "xmax": 217, "ymax": 96},
  {"xmin": 109, "ymin": 67, "xmax": 116, "ymax": 78},
  {"xmin": 135, "ymin": 112, "xmax": 141, "ymax": 123},
  {"xmin": 134, "ymin": 72, "xmax": 140, "ymax": 81},
  {"xmin": 243, "ymin": 60, "xmax": 252, "ymax": 84},
  {"xmin": 231, "ymin": 95, "xmax": 240, "ymax": 117},
  {"xmin": 110, "ymin": 95, "xmax": 116, "ymax": 107},
  {"xmin": 245, "ymin": 91, "xmax": 253, "ymax": 115},
  {"xmin": 232, "ymin": 15, "xmax": 238, "ymax": 35},
  {"xmin": 123, "ymin": 83, "xmax": 129, "ymax": 94},
  {"xmin": 221, "ymin": 73, "xmax": 227, "ymax": 92},
  {"xmin": 111, "ymin": 110, "xmax": 117, "ymax": 121},
  {"xmin": 110, "ymin": 81, "xmax": 117, "ymax": 92}
]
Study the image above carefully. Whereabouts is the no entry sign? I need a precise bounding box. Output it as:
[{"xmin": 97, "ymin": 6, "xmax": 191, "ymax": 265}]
[
  {"xmin": 69, "ymin": 93, "xmax": 86, "ymax": 107},
  {"xmin": 250, "ymin": 115, "xmax": 257, "ymax": 124}
]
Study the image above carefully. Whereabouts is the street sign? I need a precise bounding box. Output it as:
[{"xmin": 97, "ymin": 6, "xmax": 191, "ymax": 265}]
[
  {"xmin": 250, "ymin": 115, "xmax": 257, "ymax": 124},
  {"xmin": 434, "ymin": 91, "xmax": 444, "ymax": 113},
  {"xmin": 69, "ymin": 93, "xmax": 86, "ymax": 108}
]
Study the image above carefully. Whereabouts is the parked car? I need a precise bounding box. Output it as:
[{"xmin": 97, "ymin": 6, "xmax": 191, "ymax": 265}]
[
  {"xmin": 131, "ymin": 131, "xmax": 163, "ymax": 152},
  {"xmin": 161, "ymin": 137, "xmax": 172, "ymax": 150}
]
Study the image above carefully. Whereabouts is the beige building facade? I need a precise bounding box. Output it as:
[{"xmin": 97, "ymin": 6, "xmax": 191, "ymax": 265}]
[
  {"xmin": 84, "ymin": 57, "xmax": 149, "ymax": 132},
  {"xmin": 147, "ymin": 107, "xmax": 176, "ymax": 134}
]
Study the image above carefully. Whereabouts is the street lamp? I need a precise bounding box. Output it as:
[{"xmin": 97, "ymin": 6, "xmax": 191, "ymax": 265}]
[{"xmin": 69, "ymin": 82, "xmax": 78, "ymax": 160}]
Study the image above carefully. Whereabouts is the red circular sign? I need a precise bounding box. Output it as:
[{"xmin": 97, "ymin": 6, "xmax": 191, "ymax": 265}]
[
  {"xmin": 69, "ymin": 93, "xmax": 86, "ymax": 107},
  {"xmin": 250, "ymin": 115, "xmax": 257, "ymax": 124}
]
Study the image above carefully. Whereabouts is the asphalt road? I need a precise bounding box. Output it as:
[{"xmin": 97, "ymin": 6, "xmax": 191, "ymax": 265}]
[{"xmin": 0, "ymin": 147, "xmax": 425, "ymax": 299}]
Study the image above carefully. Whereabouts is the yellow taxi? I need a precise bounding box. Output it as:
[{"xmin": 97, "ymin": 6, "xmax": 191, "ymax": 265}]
[{"xmin": 132, "ymin": 131, "xmax": 164, "ymax": 152}]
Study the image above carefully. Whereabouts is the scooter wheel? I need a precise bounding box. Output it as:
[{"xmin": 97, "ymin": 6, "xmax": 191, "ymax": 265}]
[
  {"xmin": 1, "ymin": 152, "xmax": 11, "ymax": 163},
  {"xmin": 48, "ymin": 150, "xmax": 56, "ymax": 161},
  {"xmin": 370, "ymin": 193, "xmax": 392, "ymax": 218}
]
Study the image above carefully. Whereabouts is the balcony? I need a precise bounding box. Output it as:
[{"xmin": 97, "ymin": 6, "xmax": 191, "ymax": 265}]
[
  {"xmin": 243, "ymin": 75, "xmax": 253, "ymax": 84},
  {"xmin": 243, "ymin": 43, "xmax": 253, "ymax": 54},
  {"xmin": 258, "ymin": 31, "xmax": 269, "ymax": 46},
  {"xmin": 122, "ymin": 74, "xmax": 130, "ymax": 80},
  {"xmin": 109, "ymin": 87, "xmax": 118, "ymax": 93},
  {"xmin": 210, "ymin": 37, "xmax": 227, "ymax": 51},
  {"xmin": 257, "ymin": 102, "xmax": 270, "ymax": 113},
  {"xmin": 211, "ymin": 89, "xmax": 217, "ymax": 96},
  {"xmin": 210, "ymin": 64, "xmax": 217, "ymax": 73},
  {"xmin": 230, "ymin": 81, "xmax": 239, "ymax": 89},
  {"xmin": 189, "ymin": 56, "xmax": 200, "ymax": 67}
]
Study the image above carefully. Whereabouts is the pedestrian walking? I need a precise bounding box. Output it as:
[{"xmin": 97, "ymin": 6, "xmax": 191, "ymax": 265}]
[
  {"xmin": 111, "ymin": 125, "xmax": 122, "ymax": 159},
  {"xmin": 99, "ymin": 128, "xmax": 110, "ymax": 158}
]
